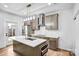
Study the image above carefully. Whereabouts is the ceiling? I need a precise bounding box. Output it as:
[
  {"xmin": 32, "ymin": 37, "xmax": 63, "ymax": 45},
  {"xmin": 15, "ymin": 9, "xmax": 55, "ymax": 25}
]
[
  {"xmin": 0, "ymin": 3, "xmax": 74, "ymax": 17},
  {"xmin": 0, "ymin": 3, "xmax": 48, "ymax": 16}
]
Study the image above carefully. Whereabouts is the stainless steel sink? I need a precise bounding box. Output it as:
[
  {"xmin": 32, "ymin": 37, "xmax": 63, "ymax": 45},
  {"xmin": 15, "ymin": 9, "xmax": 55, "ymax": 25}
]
[{"xmin": 25, "ymin": 38, "xmax": 36, "ymax": 41}]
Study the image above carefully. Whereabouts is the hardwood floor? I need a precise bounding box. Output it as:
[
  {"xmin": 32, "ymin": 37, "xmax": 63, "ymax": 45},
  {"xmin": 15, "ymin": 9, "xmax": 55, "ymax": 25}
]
[
  {"xmin": 0, "ymin": 45, "xmax": 19, "ymax": 56},
  {"xmin": 0, "ymin": 45, "xmax": 73, "ymax": 56},
  {"xmin": 47, "ymin": 49, "xmax": 72, "ymax": 56}
]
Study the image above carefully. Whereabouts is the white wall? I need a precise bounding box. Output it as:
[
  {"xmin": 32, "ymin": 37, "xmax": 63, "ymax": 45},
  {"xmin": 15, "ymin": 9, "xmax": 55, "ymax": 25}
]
[
  {"xmin": 0, "ymin": 11, "xmax": 24, "ymax": 48},
  {"xmin": 58, "ymin": 9, "xmax": 74, "ymax": 51},
  {"xmin": 73, "ymin": 4, "xmax": 79, "ymax": 55},
  {"xmin": 74, "ymin": 15, "xmax": 79, "ymax": 55},
  {"xmin": 0, "ymin": 15, "xmax": 6, "ymax": 48}
]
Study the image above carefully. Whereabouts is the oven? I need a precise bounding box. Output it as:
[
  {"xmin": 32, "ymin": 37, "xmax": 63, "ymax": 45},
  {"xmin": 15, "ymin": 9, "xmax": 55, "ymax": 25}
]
[{"xmin": 40, "ymin": 42, "xmax": 48, "ymax": 56}]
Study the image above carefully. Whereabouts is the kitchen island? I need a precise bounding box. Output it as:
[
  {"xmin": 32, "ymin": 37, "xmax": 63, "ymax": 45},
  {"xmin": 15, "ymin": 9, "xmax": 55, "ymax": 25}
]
[{"xmin": 10, "ymin": 36, "xmax": 48, "ymax": 56}]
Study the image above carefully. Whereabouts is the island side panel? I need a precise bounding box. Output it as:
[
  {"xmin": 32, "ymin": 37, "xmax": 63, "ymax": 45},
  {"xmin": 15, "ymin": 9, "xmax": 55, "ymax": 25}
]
[{"xmin": 13, "ymin": 40, "xmax": 48, "ymax": 56}]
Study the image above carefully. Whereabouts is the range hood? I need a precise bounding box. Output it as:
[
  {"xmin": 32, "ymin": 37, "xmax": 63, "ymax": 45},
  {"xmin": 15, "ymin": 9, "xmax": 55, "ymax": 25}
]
[{"xmin": 38, "ymin": 13, "xmax": 45, "ymax": 26}]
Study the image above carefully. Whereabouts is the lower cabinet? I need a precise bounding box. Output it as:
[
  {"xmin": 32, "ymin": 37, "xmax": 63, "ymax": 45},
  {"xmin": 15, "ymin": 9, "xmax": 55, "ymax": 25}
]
[
  {"xmin": 48, "ymin": 38, "xmax": 58, "ymax": 50},
  {"xmin": 30, "ymin": 36, "xmax": 59, "ymax": 50},
  {"xmin": 13, "ymin": 40, "xmax": 48, "ymax": 56}
]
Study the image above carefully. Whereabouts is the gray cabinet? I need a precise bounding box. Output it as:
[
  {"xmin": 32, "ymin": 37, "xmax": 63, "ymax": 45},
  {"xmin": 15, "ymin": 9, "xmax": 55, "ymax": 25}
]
[
  {"xmin": 30, "ymin": 35, "xmax": 59, "ymax": 50},
  {"xmin": 13, "ymin": 40, "xmax": 48, "ymax": 56},
  {"xmin": 45, "ymin": 14, "xmax": 58, "ymax": 30},
  {"xmin": 48, "ymin": 38, "xmax": 58, "ymax": 50}
]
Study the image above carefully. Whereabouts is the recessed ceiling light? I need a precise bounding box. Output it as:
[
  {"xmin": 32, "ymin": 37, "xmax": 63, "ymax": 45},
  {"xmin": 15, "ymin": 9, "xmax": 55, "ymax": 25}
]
[
  {"xmin": 48, "ymin": 3, "xmax": 51, "ymax": 6},
  {"xmin": 4, "ymin": 5, "xmax": 8, "ymax": 8}
]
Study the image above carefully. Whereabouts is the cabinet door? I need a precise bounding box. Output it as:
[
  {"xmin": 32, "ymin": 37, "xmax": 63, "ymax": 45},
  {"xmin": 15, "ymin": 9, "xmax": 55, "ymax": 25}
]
[
  {"xmin": 49, "ymin": 39, "xmax": 58, "ymax": 50},
  {"xmin": 45, "ymin": 14, "xmax": 58, "ymax": 30}
]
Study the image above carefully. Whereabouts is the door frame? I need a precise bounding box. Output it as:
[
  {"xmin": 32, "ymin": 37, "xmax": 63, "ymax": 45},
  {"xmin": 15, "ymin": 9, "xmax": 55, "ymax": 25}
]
[{"xmin": 5, "ymin": 21, "xmax": 17, "ymax": 46}]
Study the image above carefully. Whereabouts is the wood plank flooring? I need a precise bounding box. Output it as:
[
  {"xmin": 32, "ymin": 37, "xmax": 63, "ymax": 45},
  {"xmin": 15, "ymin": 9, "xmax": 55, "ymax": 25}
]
[{"xmin": 0, "ymin": 45, "xmax": 73, "ymax": 56}]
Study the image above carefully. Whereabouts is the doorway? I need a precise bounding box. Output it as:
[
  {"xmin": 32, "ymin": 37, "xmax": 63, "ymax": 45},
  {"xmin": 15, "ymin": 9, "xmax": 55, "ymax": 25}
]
[
  {"xmin": 6, "ymin": 22, "xmax": 17, "ymax": 46},
  {"xmin": 8, "ymin": 23, "xmax": 16, "ymax": 37}
]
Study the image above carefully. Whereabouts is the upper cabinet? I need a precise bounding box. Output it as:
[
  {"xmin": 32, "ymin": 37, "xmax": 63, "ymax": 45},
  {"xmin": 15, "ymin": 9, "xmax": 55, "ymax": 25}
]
[
  {"xmin": 24, "ymin": 14, "xmax": 45, "ymax": 30},
  {"xmin": 24, "ymin": 13, "xmax": 59, "ymax": 31},
  {"xmin": 45, "ymin": 14, "xmax": 58, "ymax": 30}
]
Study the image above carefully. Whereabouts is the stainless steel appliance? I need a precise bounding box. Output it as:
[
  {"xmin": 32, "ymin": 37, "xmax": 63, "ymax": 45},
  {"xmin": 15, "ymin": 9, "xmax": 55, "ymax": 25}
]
[{"xmin": 39, "ymin": 42, "xmax": 48, "ymax": 56}]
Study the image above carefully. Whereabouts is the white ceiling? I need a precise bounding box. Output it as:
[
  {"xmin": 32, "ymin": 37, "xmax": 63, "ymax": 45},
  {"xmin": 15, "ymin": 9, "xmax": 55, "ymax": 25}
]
[
  {"xmin": 0, "ymin": 3, "xmax": 74, "ymax": 17},
  {"xmin": 0, "ymin": 3, "xmax": 48, "ymax": 16}
]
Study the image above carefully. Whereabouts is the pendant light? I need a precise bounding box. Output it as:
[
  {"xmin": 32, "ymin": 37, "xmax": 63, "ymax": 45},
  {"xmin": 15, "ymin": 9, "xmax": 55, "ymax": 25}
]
[{"xmin": 26, "ymin": 4, "xmax": 31, "ymax": 25}]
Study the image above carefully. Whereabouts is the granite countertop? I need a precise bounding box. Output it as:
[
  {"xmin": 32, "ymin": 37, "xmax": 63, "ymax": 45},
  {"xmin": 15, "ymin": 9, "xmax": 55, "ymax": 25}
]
[{"xmin": 9, "ymin": 36, "xmax": 46, "ymax": 47}]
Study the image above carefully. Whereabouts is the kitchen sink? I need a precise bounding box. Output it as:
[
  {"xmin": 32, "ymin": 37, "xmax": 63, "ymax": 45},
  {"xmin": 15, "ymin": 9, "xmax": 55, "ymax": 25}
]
[{"xmin": 25, "ymin": 38, "xmax": 36, "ymax": 41}]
